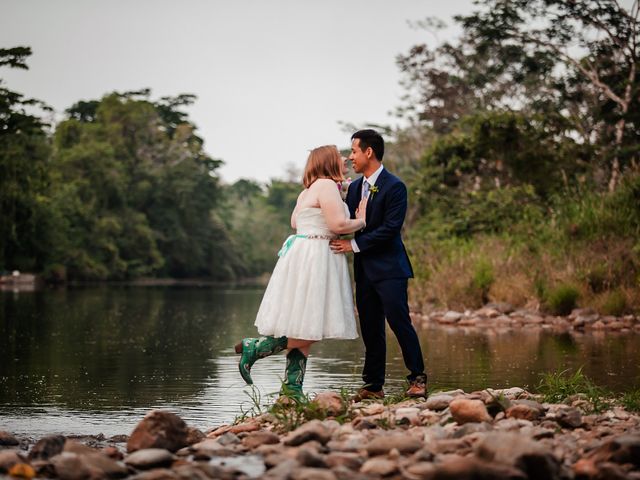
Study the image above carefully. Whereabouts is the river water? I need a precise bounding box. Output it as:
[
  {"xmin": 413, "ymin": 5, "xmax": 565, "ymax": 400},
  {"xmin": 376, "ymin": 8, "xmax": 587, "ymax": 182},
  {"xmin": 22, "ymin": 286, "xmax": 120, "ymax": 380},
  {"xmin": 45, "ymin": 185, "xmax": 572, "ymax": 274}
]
[{"xmin": 1, "ymin": 285, "xmax": 638, "ymax": 437}]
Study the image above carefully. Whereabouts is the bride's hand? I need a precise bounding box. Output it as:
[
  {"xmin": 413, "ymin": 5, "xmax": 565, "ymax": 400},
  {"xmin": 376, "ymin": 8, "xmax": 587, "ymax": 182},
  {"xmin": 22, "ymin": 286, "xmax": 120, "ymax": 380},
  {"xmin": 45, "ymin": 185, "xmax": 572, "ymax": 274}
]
[{"xmin": 356, "ymin": 197, "xmax": 368, "ymax": 221}]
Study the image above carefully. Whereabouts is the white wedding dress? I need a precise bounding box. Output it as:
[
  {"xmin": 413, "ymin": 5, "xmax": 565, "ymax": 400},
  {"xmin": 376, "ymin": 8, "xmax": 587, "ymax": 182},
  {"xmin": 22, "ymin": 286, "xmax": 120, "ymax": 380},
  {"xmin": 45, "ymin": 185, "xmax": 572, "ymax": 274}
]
[{"xmin": 254, "ymin": 206, "xmax": 358, "ymax": 341}]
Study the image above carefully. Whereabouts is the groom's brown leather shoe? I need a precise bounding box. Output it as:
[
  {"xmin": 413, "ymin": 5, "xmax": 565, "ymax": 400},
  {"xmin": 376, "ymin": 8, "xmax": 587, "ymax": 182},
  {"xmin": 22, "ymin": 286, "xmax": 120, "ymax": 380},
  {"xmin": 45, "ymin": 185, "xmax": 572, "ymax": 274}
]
[
  {"xmin": 406, "ymin": 377, "xmax": 427, "ymax": 398},
  {"xmin": 351, "ymin": 387, "xmax": 384, "ymax": 402}
]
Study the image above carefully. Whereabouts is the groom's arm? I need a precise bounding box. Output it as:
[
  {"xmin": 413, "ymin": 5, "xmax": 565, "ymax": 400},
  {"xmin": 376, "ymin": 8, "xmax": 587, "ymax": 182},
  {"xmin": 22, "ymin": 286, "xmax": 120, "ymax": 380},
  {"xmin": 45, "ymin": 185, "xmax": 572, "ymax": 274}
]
[
  {"xmin": 346, "ymin": 182, "xmax": 357, "ymax": 218},
  {"xmin": 352, "ymin": 182, "xmax": 407, "ymax": 253}
]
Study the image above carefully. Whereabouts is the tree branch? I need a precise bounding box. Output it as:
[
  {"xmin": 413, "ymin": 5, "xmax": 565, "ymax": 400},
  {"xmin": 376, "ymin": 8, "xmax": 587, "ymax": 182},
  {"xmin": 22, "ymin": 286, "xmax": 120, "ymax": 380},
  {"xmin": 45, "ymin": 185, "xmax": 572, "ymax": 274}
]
[
  {"xmin": 583, "ymin": 1, "xmax": 629, "ymax": 54},
  {"xmin": 632, "ymin": 0, "xmax": 639, "ymax": 62},
  {"xmin": 510, "ymin": 28, "xmax": 628, "ymax": 108}
]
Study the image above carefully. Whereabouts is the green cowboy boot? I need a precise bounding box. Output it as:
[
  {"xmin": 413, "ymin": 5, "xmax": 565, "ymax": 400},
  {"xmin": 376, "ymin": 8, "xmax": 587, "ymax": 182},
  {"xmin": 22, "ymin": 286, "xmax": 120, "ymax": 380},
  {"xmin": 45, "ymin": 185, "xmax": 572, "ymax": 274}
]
[
  {"xmin": 279, "ymin": 348, "xmax": 307, "ymax": 402},
  {"xmin": 235, "ymin": 336, "xmax": 288, "ymax": 385}
]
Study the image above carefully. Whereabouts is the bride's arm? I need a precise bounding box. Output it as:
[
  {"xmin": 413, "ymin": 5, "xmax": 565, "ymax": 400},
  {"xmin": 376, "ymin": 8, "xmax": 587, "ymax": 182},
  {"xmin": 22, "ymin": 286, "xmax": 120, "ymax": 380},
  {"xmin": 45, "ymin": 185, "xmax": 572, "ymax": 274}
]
[{"xmin": 317, "ymin": 180, "xmax": 366, "ymax": 234}]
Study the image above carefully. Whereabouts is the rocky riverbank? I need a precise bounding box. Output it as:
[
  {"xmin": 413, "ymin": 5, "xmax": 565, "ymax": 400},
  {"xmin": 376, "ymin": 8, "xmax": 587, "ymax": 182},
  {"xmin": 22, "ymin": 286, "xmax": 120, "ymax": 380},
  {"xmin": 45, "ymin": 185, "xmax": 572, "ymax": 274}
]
[
  {"xmin": 1, "ymin": 387, "xmax": 639, "ymax": 479},
  {"xmin": 411, "ymin": 304, "xmax": 640, "ymax": 333}
]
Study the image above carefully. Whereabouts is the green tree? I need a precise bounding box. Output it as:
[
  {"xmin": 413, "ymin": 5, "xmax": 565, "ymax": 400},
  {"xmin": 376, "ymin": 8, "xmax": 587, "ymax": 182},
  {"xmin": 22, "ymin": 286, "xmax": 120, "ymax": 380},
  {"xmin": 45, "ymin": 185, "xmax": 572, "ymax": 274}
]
[
  {"xmin": 224, "ymin": 178, "xmax": 300, "ymax": 276},
  {"xmin": 51, "ymin": 91, "xmax": 237, "ymax": 280},
  {"xmin": 397, "ymin": 0, "xmax": 639, "ymax": 190},
  {"xmin": 0, "ymin": 47, "xmax": 53, "ymax": 272},
  {"xmin": 412, "ymin": 112, "xmax": 563, "ymax": 238}
]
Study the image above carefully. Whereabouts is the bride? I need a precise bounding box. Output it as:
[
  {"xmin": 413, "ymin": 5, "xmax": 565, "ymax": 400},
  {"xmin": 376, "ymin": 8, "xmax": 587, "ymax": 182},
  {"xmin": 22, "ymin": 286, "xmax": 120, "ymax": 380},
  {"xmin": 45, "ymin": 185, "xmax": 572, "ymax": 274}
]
[{"xmin": 235, "ymin": 145, "xmax": 367, "ymax": 401}]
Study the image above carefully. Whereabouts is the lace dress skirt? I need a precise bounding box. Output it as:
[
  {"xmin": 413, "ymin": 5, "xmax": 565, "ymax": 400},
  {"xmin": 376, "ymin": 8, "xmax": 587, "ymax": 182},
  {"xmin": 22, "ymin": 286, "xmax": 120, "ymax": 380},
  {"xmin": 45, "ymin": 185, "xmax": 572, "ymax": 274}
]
[{"xmin": 254, "ymin": 208, "xmax": 358, "ymax": 341}]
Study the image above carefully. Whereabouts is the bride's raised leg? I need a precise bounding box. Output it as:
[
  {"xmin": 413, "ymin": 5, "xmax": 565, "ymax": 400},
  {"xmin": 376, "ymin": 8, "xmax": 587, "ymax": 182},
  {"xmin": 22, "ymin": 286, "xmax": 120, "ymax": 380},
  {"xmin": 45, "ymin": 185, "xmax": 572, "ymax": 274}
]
[{"xmin": 235, "ymin": 336, "xmax": 288, "ymax": 385}]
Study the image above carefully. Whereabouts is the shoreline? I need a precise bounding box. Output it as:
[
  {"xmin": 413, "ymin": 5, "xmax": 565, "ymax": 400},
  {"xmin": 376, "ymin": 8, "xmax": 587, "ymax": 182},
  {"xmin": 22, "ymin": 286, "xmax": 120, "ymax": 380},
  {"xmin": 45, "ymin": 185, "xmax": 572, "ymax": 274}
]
[
  {"xmin": 0, "ymin": 274, "xmax": 271, "ymax": 292},
  {"xmin": 1, "ymin": 387, "xmax": 639, "ymax": 479},
  {"xmin": 411, "ymin": 303, "xmax": 640, "ymax": 334},
  {"xmin": 2, "ymin": 279, "xmax": 638, "ymax": 334}
]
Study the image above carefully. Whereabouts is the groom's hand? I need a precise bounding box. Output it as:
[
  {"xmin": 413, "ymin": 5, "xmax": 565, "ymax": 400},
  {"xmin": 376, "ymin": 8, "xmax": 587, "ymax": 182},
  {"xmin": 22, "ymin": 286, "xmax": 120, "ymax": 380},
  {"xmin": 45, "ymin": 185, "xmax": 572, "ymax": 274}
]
[{"xmin": 330, "ymin": 239, "xmax": 353, "ymax": 254}]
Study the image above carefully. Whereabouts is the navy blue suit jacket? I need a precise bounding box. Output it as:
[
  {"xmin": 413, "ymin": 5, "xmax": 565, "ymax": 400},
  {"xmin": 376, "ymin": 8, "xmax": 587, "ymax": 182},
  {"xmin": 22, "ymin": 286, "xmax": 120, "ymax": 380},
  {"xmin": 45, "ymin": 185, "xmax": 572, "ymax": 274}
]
[{"xmin": 346, "ymin": 168, "xmax": 414, "ymax": 283}]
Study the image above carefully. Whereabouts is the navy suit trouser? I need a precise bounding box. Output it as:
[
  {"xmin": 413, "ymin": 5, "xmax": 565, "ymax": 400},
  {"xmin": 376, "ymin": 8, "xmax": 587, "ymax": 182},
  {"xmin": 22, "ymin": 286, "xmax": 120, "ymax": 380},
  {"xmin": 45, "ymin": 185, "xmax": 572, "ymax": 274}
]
[{"xmin": 355, "ymin": 271, "xmax": 425, "ymax": 390}]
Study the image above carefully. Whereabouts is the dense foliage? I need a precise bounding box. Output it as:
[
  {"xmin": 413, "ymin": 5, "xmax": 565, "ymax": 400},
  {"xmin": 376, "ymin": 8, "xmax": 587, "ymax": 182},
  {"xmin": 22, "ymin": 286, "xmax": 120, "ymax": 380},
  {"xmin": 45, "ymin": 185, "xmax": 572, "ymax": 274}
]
[
  {"xmin": 392, "ymin": 0, "xmax": 640, "ymax": 312},
  {"xmin": 0, "ymin": 50, "xmax": 296, "ymax": 280},
  {"xmin": 0, "ymin": 47, "xmax": 52, "ymax": 272}
]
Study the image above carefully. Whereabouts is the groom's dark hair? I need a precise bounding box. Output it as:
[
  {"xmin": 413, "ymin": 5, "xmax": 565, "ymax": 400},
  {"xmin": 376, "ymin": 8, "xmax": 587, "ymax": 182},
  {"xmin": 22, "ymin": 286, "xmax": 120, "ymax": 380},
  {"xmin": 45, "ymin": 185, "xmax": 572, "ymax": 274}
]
[{"xmin": 351, "ymin": 129, "xmax": 384, "ymax": 161}]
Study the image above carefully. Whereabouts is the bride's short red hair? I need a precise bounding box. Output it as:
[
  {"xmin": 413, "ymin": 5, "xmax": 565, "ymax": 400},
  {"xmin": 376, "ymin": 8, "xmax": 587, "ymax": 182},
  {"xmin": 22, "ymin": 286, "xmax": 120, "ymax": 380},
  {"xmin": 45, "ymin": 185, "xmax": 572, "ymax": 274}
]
[{"xmin": 303, "ymin": 145, "xmax": 344, "ymax": 188}]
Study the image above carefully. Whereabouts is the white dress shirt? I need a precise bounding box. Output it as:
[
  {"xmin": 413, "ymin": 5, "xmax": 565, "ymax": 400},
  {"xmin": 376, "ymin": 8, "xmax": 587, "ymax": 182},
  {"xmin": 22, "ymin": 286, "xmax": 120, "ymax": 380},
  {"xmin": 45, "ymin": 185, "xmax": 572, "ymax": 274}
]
[{"xmin": 351, "ymin": 165, "xmax": 384, "ymax": 253}]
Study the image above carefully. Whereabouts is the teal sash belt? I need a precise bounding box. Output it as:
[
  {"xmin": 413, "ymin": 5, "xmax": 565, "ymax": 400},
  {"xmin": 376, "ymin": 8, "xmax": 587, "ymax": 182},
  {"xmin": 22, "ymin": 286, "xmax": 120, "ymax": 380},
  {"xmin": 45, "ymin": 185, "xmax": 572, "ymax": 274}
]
[
  {"xmin": 277, "ymin": 233, "xmax": 337, "ymax": 257},
  {"xmin": 278, "ymin": 234, "xmax": 308, "ymax": 257}
]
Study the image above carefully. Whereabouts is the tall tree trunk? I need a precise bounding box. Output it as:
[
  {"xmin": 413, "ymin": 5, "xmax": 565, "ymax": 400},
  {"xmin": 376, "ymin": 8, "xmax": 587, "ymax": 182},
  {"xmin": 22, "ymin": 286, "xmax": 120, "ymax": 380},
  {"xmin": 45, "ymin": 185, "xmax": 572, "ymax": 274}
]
[
  {"xmin": 609, "ymin": 56, "xmax": 635, "ymax": 192},
  {"xmin": 608, "ymin": 117, "xmax": 626, "ymax": 192}
]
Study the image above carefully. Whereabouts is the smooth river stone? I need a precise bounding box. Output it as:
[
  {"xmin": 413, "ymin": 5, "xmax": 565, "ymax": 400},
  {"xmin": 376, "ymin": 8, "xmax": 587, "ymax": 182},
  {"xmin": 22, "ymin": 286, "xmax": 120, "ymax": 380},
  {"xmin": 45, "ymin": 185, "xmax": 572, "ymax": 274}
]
[
  {"xmin": 284, "ymin": 420, "xmax": 331, "ymax": 446},
  {"xmin": 360, "ymin": 457, "xmax": 398, "ymax": 476},
  {"xmin": 125, "ymin": 449, "xmax": 175, "ymax": 469},
  {"xmin": 127, "ymin": 410, "xmax": 188, "ymax": 453},
  {"xmin": 365, "ymin": 434, "xmax": 422, "ymax": 456},
  {"xmin": 0, "ymin": 431, "xmax": 19, "ymax": 446},
  {"xmin": 425, "ymin": 394, "xmax": 454, "ymax": 411},
  {"xmin": 449, "ymin": 398, "xmax": 492, "ymax": 424}
]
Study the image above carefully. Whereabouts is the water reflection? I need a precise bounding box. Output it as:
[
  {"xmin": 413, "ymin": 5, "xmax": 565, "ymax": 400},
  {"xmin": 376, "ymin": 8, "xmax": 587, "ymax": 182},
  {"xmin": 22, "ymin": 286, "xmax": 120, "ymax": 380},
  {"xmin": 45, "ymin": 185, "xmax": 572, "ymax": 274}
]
[
  {"xmin": 0, "ymin": 286, "xmax": 638, "ymax": 436},
  {"xmin": 415, "ymin": 326, "xmax": 640, "ymax": 394}
]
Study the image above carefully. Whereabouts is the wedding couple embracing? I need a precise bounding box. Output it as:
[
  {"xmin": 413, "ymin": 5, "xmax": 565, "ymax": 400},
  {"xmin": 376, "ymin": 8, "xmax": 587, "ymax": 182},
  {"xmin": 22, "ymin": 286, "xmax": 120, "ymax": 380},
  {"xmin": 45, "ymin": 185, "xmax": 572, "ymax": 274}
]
[{"xmin": 235, "ymin": 129, "xmax": 427, "ymax": 402}]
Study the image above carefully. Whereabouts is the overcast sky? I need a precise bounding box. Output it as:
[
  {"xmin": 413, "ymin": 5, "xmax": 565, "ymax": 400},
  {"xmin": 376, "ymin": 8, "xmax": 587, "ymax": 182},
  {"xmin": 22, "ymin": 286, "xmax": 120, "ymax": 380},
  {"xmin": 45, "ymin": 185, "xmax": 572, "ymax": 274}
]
[{"xmin": 2, "ymin": 0, "xmax": 472, "ymax": 183}]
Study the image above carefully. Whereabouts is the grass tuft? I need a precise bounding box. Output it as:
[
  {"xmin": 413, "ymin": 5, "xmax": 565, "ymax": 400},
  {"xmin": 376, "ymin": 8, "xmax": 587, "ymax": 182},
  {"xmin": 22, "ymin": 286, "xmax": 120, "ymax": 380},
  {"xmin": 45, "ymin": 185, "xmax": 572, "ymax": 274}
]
[
  {"xmin": 536, "ymin": 367, "xmax": 611, "ymax": 412},
  {"xmin": 267, "ymin": 383, "xmax": 353, "ymax": 432},
  {"xmin": 620, "ymin": 388, "xmax": 640, "ymax": 413},
  {"xmin": 546, "ymin": 284, "xmax": 580, "ymax": 316},
  {"xmin": 382, "ymin": 390, "xmax": 410, "ymax": 406},
  {"xmin": 471, "ymin": 258, "xmax": 494, "ymax": 304},
  {"xmin": 234, "ymin": 386, "xmax": 264, "ymax": 424},
  {"xmin": 600, "ymin": 289, "xmax": 628, "ymax": 316}
]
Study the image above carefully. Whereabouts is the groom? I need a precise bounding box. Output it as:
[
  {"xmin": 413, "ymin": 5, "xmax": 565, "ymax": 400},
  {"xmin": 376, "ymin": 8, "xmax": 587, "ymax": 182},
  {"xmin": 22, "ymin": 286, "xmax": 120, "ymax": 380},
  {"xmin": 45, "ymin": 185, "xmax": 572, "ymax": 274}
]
[{"xmin": 330, "ymin": 129, "xmax": 427, "ymax": 400}]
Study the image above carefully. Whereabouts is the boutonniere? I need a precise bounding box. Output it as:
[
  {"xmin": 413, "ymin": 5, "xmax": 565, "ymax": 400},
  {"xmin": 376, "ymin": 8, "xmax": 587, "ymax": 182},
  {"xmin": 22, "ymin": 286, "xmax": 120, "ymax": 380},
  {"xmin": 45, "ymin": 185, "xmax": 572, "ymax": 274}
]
[{"xmin": 369, "ymin": 185, "xmax": 380, "ymax": 200}]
